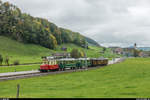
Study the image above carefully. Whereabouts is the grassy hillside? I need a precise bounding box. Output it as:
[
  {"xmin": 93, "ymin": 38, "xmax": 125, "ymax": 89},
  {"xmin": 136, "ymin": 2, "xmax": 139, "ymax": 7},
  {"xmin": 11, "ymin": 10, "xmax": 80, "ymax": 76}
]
[
  {"xmin": 56, "ymin": 44, "xmax": 118, "ymax": 58},
  {"xmin": 0, "ymin": 58, "xmax": 150, "ymax": 98},
  {"xmin": 0, "ymin": 36, "xmax": 118, "ymax": 65},
  {"xmin": 1, "ymin": 1, "xmax": 99, "ymax": 49},
  {"xmin": 0, "ymin": 36, "xmax": 52, "ymax": 64}
]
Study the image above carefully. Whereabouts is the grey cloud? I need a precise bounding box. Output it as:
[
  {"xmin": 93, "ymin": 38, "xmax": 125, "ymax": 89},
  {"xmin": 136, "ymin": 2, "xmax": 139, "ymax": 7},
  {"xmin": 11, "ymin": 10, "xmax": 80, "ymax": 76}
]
[{"xmin": 2, "ymin": 0, "xmax": 150, "ymax": 47}]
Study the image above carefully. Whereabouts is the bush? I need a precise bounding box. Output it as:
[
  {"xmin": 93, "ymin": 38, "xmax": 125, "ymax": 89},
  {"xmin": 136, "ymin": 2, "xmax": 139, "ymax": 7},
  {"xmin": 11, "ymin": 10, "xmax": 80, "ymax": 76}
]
[
  {"xmin": 70, "ymin": 48, "xmax": 81, "ymax": 58},
  {"xmin": 0, "ymin": 54, "xmax": 3, "ymax": 65},
  {"xmin": 13, "ymin": 60, "xmax": 20, "ymax": 65}
]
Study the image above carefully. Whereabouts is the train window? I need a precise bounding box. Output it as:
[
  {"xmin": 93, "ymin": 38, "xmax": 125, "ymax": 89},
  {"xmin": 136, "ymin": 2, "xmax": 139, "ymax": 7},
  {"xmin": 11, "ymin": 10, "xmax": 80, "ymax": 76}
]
[
  {"xmin": 51, "ymin": 61, "xmax": 53, "ymax": 64},
  {"xmin": 49, "ymin": 60, "xmax": 51, "ymax": 65},
  {"xmin": 53, "ymin": 60, "xmax": 55, "ymax": 65},
  {"xmin": 54, "ymin": 60, "xmax": 56, "ymax": 65},
  {"xmin": 52, "ymin": 60, "xmax": 54, "ymax": 65},
  {"xmin": 51, "ymin": 60, "xmax": 53, "ymax": 65},
  {"xmin": 69, "ymin": 61, "xmax": 72, "ymax": 64},
  {"xmin": 65, "ymin": 61, "xmax": 67, "ymax": 64},
  {"xmin": 71, "ymin": 61, "xmax": 74, "ymax": 63},
  {"xmin": 55, "ymin": 60, "xmax": 57, "ymax": 65},
  {"xmin": 53, "ymin": 60, "xmax": 54, "ymax": 65},
  {"xmin": 70, "ymin": 61, "xmax": 72, "ymax": 63}
]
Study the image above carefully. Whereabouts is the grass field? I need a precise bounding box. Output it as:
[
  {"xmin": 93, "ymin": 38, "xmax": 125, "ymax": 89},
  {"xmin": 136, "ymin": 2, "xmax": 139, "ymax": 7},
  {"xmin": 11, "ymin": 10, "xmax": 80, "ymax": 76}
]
[
  {"xmin": 0, "ymin": 58, "xmax": 150, "ymax": 98},
  {"xmin": 0, "ymin": 64, "xmax": 40, "ymax": 73},
  {"xmin": 0, "ymin": 36, "xmax": 52, "ymax": 64},
  {"xmin": 0, "ymin": 36, "xmax": 119, "ymax": 65}
]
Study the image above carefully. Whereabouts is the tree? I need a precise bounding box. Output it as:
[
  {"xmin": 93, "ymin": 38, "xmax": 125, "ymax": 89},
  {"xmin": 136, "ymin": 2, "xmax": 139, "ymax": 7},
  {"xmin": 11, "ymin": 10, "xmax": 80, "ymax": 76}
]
[
  {"xmin": 0, "ymin": 0, "xmax": 90, "ymax": 50},
  {"xmin": 0, "ymin": 54, "xmax": 3, "ymax": 65},
  {"xmin": 5, "ymin": 56, "xmax": 9, "ymax": 66},
  {"xmin": 80, "ymin": 50, "xmax": 85, "ymax": 58},
  {"xmin": 53, "ymin": 28, "xmax": 62, "ymax": 44},
  {"xmin": 60, "ymin": 28, "xmax": 72, "ymax": 43},
  {"xmin": 134, "ymin": 49, "xmax": 140, "ymax": 57},
  {"xmin": 70, "ymin": 49, "xmax": 81, "ymax": 58},
  {"xmin": 103, "ymin": 47, "xmax": 106, "ymax": 53},
  {"xmin": 49, "ymin": 34, "xmax": 57, "ymax": 49}
]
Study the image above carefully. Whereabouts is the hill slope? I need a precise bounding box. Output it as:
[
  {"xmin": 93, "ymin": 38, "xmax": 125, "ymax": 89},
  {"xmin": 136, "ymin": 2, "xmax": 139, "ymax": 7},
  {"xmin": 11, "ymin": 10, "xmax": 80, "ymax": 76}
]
[
  {"xmin": 0, "ymin": 36, "xmax": 52, "ymax": 64},
  {"xmin": 0, "ymin": 1, "xmax": 99, "ymax": 49},
  {"xmin": 85, "ymin": 36, "xmax": 100, "ymax": 46},
  {"xmin": 0, "ymin": 36, "xmax": 118, "ymax": 65},
  {"xmin": 137, "ymin": 47, "xmax": 150, "ymax": 51}
]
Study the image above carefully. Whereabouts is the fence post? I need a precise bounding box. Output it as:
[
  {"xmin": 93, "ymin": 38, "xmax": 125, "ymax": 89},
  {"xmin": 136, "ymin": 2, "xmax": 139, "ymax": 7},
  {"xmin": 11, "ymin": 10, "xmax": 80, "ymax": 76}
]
[{"xmin": 16, "ymin": 84, "xmax": 20, "ymax": 98}]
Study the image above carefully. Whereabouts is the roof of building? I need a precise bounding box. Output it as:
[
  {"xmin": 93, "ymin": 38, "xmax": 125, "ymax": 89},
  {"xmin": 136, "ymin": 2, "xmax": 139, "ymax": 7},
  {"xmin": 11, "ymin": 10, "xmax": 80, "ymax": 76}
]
[{"xmin": 114, "ymin": 48, "xmax": 123, "ymax": 51}]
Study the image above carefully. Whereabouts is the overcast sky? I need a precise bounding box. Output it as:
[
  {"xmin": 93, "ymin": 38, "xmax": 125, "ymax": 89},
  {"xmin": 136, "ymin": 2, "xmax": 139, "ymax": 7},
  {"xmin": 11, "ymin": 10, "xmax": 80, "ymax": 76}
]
[{"xmin": 2, "ymin": 0, "xmax": 150, "ymax": 47}]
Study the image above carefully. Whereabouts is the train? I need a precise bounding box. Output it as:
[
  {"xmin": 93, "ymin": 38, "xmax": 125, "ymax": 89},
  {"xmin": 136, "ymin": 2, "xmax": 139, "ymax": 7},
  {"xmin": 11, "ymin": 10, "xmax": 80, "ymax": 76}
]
[{"xmin": 39, "ymin": 57, "xmax": 109, "ymax": 72}]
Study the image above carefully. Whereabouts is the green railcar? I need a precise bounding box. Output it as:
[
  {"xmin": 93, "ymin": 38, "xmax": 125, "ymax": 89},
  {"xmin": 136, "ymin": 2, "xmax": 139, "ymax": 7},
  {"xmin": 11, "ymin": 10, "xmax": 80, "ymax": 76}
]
[
  {"xmin": 58, "ymin": 62, "xmax": 65, "ymax": 70},
  {"xmin": 77, "ymin": 58, "xmax": 91, "ymax": 68},
  {"xmin": 58, "ymin": 58, "xmax": 92, "ymax": 70},
  {"xmin": 58, "ymin": 58, "xmax": 78, "ymax": 70}
]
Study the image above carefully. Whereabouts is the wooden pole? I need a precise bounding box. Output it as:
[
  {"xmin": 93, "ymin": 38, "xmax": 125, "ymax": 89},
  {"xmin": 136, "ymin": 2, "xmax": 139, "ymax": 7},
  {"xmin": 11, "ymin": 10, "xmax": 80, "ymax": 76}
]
[{"xmin": 16, "ymin": 84, "xmax": 20, "ymax": 98}]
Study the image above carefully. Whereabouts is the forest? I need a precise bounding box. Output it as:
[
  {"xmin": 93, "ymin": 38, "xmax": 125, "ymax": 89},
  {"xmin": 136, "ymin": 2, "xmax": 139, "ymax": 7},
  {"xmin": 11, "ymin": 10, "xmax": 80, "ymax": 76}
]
[{"xmin": 0, "ymin": 0, "xmax": 93, "ymax": 49}]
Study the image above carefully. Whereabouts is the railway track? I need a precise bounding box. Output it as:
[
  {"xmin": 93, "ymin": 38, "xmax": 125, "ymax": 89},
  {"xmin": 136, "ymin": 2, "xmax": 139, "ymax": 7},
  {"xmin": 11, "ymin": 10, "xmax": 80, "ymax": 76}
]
[
  {"xmin": 0, "ymin": 66, "xmax": 106, "ymax": 81},
  {"xmin": 0, "ymin": 58, "xmax": 126, "ymax": 82}
]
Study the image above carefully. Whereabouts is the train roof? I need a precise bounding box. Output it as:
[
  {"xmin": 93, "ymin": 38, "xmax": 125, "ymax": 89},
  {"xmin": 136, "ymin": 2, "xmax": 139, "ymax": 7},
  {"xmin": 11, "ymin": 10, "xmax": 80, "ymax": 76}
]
[
  {"xmin": 58, "ymin": 58, "xmax": 91, "ymax": 61},
  {"xmin": 90, "ymin": 57, "xmax": 108, "ymax": 60},
  {"xmin": 58, "ymin": 58, "xmax": 77, "ymax": 61},
  {"xmin": 78, "ymin": 58, "xmax": 90, "ymax": 60},
  {"xmin": 97, "ymin": 58, "xmax": 108, "ymax": 60},
  {"xmin": 46, "ymin": 56, "xmax": 54, "ymax": 60},
  {"xmin": 45, "ymin": 57, "xmax": 108, "ymax": 61}
]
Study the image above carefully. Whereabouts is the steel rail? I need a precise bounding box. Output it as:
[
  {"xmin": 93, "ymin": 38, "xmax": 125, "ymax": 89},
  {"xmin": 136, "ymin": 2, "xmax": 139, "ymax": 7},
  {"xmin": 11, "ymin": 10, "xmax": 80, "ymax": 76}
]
[{"xmin": 0, "ymin": 58, "xmax": 126, "ymax": 82}]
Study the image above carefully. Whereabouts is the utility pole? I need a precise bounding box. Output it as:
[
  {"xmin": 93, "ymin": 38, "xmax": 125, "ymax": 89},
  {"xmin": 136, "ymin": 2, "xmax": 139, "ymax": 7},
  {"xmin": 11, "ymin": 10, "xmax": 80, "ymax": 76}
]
[{"xmin": 16, "ymin": 84, "xmax": 20, "ymax": 98}]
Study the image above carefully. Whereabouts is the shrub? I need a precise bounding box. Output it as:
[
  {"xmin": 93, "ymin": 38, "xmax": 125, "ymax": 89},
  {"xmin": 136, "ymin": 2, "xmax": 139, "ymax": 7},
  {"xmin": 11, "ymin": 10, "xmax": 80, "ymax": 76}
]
[
  {"xmin": 0, "ymin": 54, "xmax": 3, "ymax": 65},
  {"xmin": 70, "ymin": 48, "xmax": 81, "ymax": 58},
  {"xmin": 13, "ymin": 60, "xmax": 20, "ymax": 65}
]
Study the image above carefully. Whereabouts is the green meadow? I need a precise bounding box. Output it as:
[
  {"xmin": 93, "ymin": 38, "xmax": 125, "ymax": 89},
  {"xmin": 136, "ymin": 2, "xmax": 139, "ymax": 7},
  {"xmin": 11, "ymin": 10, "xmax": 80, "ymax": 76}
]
[
  {"xmin": 0, "ymin": 36, "xmax": 119, "ymax": 65},
  {"xmin": 0, "ymin": 58, "xmax": 150, "ymax": 98},
  {"xmin": 0, "ymin": 64, "xmax": 40, "ymax": 73}
]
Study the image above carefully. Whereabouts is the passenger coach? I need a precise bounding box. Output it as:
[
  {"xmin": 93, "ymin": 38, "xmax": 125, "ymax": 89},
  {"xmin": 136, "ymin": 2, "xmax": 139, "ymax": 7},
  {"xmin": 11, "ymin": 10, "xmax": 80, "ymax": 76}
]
[{"xmin": 39, "ymin": 57, "xmax": 108, "ymax": 72}]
